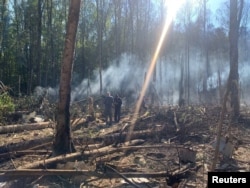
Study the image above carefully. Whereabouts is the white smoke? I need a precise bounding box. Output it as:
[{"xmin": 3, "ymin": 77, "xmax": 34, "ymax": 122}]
[{"xmin": 34, "ymin": 53, "xmax": 250, "ymax": 106}]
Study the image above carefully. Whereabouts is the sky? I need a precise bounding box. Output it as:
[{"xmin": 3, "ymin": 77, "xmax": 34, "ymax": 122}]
[
  {"xmin": 207, "ymin": 0, "xmax": 227, "ymax": 26},
  {"xmin": 207, "ymin": 0, "xmax": 226, "ymax": 11}
]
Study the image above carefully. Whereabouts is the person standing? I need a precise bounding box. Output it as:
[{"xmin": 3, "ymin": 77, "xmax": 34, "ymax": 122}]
[
  {"xmin": 104, "ymin": 92, "xmax": 114, "ymax": 126},
  {"xmin": 114, "ymin": 94, "xmax": 122, "ymax": 122}
]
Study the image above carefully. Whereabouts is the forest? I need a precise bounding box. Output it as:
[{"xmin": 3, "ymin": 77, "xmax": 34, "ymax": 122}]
[
  {"xmin": 0, "ymin": 0, "xmax": 250, "ymax": 188},
  {"xmin": 0, "ymin": 0, "xmax": 248, "ymax": 104}
]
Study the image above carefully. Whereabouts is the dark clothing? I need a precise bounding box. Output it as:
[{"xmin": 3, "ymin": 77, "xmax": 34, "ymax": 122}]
[
  {"xmin": 142, "ymin": 97, "xmax": 147, "ymax": 110},
  {"xmin": 114, "ymin": 96, "xmax": 122, "ymax": 122},
  {"xmin": 104, "ymin": 95, "xmax": 114, "ymax": 125}
]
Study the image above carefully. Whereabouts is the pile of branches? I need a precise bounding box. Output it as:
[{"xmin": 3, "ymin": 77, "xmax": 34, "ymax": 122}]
[{"xmin": 0, "ymin": 104, "xmax": 217, "ymax": 187}]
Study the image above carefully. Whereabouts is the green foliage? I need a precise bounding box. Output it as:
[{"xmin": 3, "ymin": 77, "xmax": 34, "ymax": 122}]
[
  {"xmin": 14, "ymin": 95, "xmax": 37, "ymax": 111},
  {"xmin": 0, "ymin": 92, "xmax": 15, "ymax": 121},
  {"xmin": 0, "ymin": 0, "xmax": 247, "ymax": 97}
]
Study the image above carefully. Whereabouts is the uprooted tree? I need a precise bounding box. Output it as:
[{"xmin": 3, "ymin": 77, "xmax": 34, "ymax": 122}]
[{"xmin": 52, "ymin": 0, "xmax": 81, "ymax": 156}]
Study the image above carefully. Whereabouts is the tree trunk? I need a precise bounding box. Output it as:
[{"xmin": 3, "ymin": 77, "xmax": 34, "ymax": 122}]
[
  {"xmin": 0, "ymin": 121, "xmax": 53, "ymax": 134},
  {"xmin": 202, "ymin": 0, "xmax": 210, "ymax": 103},
  {"xmin": 53, "ymin": 0, "xmax": 81, "ymax": 156},
  {"xmin": 96, "ymin": 0, "xmax": 103, "ymax": 95},
  {"xmin": 179, "ymin": 61, "xmax": 185, "ymax": 106},
  {"xmin": 0, "ymin": 136, "xmax": 53, "ymax": 156},
  {"xmin": 212, "ymin": 0, "xmax": 244, "ymax": 171},
  {"xmin": 36, "ymin": 0, "xmax": 42, "ymax": 86},
  {"xmin": 19, "ymin": 139, "xmax": 144, "ymax": 169},
  {"xmin": 184, "ymin": 17, "xmax": 191, "ymax": 105},
  {"xmin": 228, "ymin": 0, "xmax": 243, "ymax": 120},
  {"xmin": 114, "ymin": 0, "xmax": 121, "ymax": 66},
  {"xmin": 0, "ymin": 169, "xmax": 170, "ymax": 181}
]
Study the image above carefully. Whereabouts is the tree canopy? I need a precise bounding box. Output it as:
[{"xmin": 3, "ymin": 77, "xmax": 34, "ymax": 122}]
[{"xmin": 0, "ymin": 0, "xmax": 249, "ymax": 105}]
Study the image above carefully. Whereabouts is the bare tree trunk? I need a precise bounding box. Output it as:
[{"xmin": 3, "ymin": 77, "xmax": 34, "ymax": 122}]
[
  {"xmin": 45, "ymin": 0, "xmax": 53, "ymax": 86},
  {"xmin": 184, "ymin": 42, "xmax": 190, "ymax": 105},
  {"xmin": 96, "ymin": 0, "xmax": 103, "ymax": 94},
  {"xmin": 114, "ymin": 0, "xmax": 121, "ymax": 66},
  {"xmin": 36, "ymin": 0, "xmax": 42, "ymax": 86},
  {"xmin": 128, "ymin": 0, "xmax": 134, "ymax": 54},
  {"xmin": 179, "ymin": 61, "xmax": 185, "ymax": 106},
  {"xmin": 53, "ymin": 0, "xmax": 81, "ymax": 156},
  {"xmin": 211, "ymin": 0, "xmax": 244, "ymax": 171},
  {"xmin": 228, "ymin": 0, "xmax": 243, "ymax": 120},
  {"xmin": 184, "ymin": 9, "xmax": 191, "ymax": 105},
  {"xmin": 218, "ymin": 70, "xmax": 222, "ymax": 104},
  {"xmin": 202, "ymin": 0, "xmax": 210, "ymax": 103}
]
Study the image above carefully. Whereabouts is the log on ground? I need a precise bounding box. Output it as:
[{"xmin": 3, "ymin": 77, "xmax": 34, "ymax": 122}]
[
  {"xmin": 0, "ymin": 121, "xmax": 54, "ymax": 134},
  {"xmin": 17, "ymin": 139, "xmax": 145, "ymax": 169}
]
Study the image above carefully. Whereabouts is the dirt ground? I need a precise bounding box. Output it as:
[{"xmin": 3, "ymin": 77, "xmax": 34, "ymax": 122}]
[{"xmin": 0, "ymin": 104, "xmax": 250, "ymax": 188}]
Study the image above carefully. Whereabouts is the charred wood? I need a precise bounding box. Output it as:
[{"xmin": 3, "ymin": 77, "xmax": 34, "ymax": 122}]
[
  {"xmin": 0, "ymin": 122, "xmax": 53, "ymax": 134},
  {"xmin": 17, "ymin": 139, "xmax": 145, "ymax": 169},
  {"xmin": 0, "ymin": 169, "xmax": 168, "ymax": 182},
  {"xmin": 0, "ymin": 136, "xmax": 53, "ymax": 159}
]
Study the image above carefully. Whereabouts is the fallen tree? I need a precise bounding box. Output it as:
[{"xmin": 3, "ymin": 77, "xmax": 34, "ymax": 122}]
[
  {"xmin": 17, "ymin": 139, "xmax": 145, "ymax": 169},
  {"xmin": 0, "ymin": 169, "xmax": 168, "ymax": 180},
  {"xmin": 0, "ymin": 136, "xmax": 53, "ymax": 157},
  {"xmin": 0, "ymin": 121, "xmax": 53, "ymax": 134},
  {"xmin": 0, "ymin": 117, "xmax": 87, "ymax": 135},
  {"xmin": 0, "ymin": 163, "xmax": 193, "ymax": 187},
  {"xmin": 76, "ymin": 125, "xmax": 167, "ymax": 146},
  {"xmin": 0, "ymin": 124, "xmax": 167, "ymax": 157}
]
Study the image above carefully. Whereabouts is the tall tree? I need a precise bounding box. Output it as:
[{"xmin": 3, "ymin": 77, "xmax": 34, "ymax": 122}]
[
  {"xmin": 202, "ymin": 0, "xmax": 209, "ymax": 102},
  {"xmin": 36, "ymin": 0, "xmax": 42, "ymax": 86},
  {"xmin": 53, "ymin": 0, "xmax": 81, "ymax": 156},
  {"xmin": 211, "ymin": 0, "xmax": 244, "ymax": 172},
  {"xmin": 228, "ymin": 0, "xmax": 243, "ymax": 120},
  {"xmin": 184, "ymin": 2, "xmax": 192, "ymax": 105},
  {"xmin": 96, "ymin": 0, "xmax": 103, "ymax": 94},
  {"xmin": 114, "ymin": 0, "xmax": 121, "ymax": 65},
  {"xmin": 128, "ymin": 0, "xmax": 135, "ymax": 54},
  {"xmin": 0, "ymin": 0, "xmax": 8, "ymax": 82},
  {"xmin": 44, "ymin": 0, "xmax": 53, "ymax": 86}
]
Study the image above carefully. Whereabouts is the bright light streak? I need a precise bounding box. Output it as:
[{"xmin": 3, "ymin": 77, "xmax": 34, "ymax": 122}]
[{"xmin": 126, "ymin": 0, "xmax": 186, "ymax": 142}]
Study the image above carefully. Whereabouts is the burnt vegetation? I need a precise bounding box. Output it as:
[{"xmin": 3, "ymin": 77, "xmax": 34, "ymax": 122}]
[{"xmin": 0, "ymin": 90, "xmax": 250, "ymax": 188}]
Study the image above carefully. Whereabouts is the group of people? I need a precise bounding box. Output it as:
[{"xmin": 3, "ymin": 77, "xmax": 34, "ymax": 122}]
[
  {"xmin": 103, "ymin": 92, "xmax": 122, "ymax": 126},
  {"xmin": 87, "ymin": 91, "xmax": 149, "ymax": 126}
]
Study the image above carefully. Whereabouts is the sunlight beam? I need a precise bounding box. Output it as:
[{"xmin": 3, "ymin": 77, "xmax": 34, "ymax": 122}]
[{"xmin": 126, "ymin": 0, "xmax": 186, "ymax": 142}]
